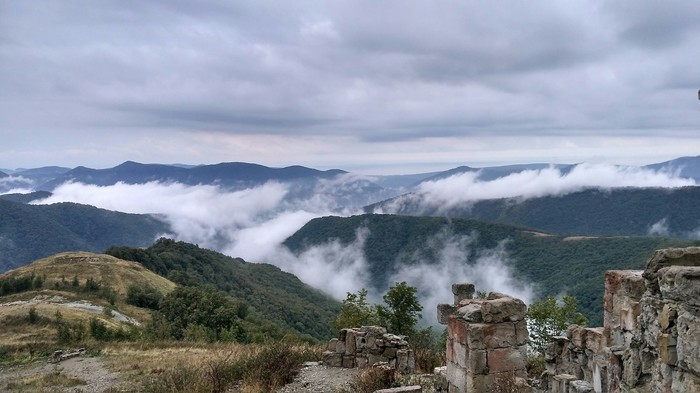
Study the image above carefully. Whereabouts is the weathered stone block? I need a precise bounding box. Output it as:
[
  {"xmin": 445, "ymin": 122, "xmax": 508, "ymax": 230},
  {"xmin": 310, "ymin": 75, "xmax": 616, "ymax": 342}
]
[
  {"xmin": 452, "ymin": 340, "xmax": 468, "ymax": 369},
  {"xmin": 438, "ymin": 303, "xmax": 457, "ymax": 325},
  {"xmin": 658, "ymin": 333, "xmax": 678, "ymax": 365},
  {"xmin": 569, "ymin": 379, "xmax": 594, "ymax": 393},
  {"xmin": 658, "ymin": 266, "xmax": 700, "ymax": 307},
  {"xmin": 568, "ymin": 325, "xmax": 587, "ymax": 348},
  {"xmin": 342, "ymin": 355, "xmax": 355, "ymax": 368},
  {"xmin": 481, "ymin": 296, "xmax": 527, "ymax": 323},
  {"xmin": 447, "ymin": 364, "xmax": 467, "ymax": 393},
  {"xmin": 515, "ymin": 319, "xmax": 528, "ymax": 346},
  {"xmin": 584, "ymin": 328, "xmax": 606, "ymax": 353},
  {"xmin": 468, "ymin": 349, "xmax": 487, "ymax": 375},
  {"xmin": 335, "ymin": 340, "xmax": 346, "ymax": 354},
  {"xmin": 448, "ymin": 316, "xmax": 469, "ymax": 345},
  {"xmin": 676, "ymin": 307, "xmax": 700, "ymax": 374},
  {"xmin": 345, "ymin": 330, "xmax": 356, "ymax": 354},
  {"xmin": 482, "ymin": 322, "xmax": 516, "ymax": 349},
  {"xmin": 452, "ymin": 283, "xmax": 475, "ymax": 304},
  {"xmin": 327, "ymin": 338, "xmax": 338, "ymax": 352},
  {"xmin": 487, "ymin": 346, "xmax": 527, "ymax": 373},
  {"xmin": 456, "ymin": 302, "xmax": 483, "ymax": 322},
  {"xmin": 659, "ymin": 303, "xmax": 678, "ymax": 332},
  {"xmin": 323, "ymin": 351, "xmax": 342, "ymax": 367},
  {"xmin": 374, "ymin": 386, "xmax": 422, "ymax": 393},
  {"xmin": 552, "ymin": 374, "xmax": 577, "ymax": 393}
]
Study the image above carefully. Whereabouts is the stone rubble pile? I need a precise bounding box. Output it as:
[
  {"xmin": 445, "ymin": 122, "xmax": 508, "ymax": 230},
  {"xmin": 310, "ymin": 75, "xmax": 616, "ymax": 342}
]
[
  {"xmin": 545, "ymin": 247, "xmax": 700, "ymax": 392},
  {"xmin": 322, "ymin": 326, "xmax": 416, "ymax": 374},
  {"xmin": 436, "ymin": 283, "xmax": 530, "ymax": 393}
]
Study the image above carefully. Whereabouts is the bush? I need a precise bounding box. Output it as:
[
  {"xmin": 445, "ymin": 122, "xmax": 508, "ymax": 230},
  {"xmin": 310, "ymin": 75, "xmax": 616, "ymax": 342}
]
[
  {"xmin": 126, "ymin": 284, "xmax": 162, "ymax": 310},
  {"xmin": 343, "ymin": 366, "xmax": 396, "ymax": 393}
]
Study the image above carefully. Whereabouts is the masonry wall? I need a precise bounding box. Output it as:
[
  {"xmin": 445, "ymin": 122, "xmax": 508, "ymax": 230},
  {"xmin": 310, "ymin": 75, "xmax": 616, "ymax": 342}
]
[
  {"xmin": 437, "ymin": 284, "xmax": 529, "ymax": 393},
  {"xmin": 322, "ymin": 326, "xmax": 415, "ymax": 374},
  {"xmin": 544, "ymin": 247, "xmax": 700, "ymax": 393}
]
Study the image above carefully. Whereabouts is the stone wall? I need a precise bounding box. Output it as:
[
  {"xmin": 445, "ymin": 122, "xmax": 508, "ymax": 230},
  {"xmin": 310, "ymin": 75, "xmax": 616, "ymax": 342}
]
[
  {"xmin": 437, "ymin": 283, "xmax": 529, "ymax": 393},
  {"xmin": 322, "ymin": 326, "xmax": 415, "ymax": 374},
  {"xmin": 544, "ymin": 247, "xmax": 700, "ymax": 393}
]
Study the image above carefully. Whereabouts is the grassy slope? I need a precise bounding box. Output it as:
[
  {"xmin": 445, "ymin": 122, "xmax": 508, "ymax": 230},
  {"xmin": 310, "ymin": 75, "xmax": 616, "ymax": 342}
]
[{"xmin": 0, "ymin": 252, "xmax": 176, "ymax": 347}]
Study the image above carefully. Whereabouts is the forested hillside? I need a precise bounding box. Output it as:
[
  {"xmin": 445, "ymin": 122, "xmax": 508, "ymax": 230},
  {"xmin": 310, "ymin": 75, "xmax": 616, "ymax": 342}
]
[
  {"xmin": 106, "ymin": 238, "xmax": 341, "ymax": 340},
  {"xmin": 284, "ymin": 214, "xmax": 700, "ymax": 325},
  {"xmin": 0, "ymin": 198, "xmax": 168, "ymax": 272},
  {"xmin": 369, "ymin": 187, "xmax": 700, "ymax": 238}
]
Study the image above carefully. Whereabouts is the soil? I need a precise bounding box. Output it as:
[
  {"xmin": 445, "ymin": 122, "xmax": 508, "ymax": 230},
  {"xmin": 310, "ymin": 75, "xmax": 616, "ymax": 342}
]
[
  {"xmin": 0, "ymin": 358, "xmax": 361, "ymax": 393},
  {"xmin": 275, "ymin": 362, "xmax": 360, "ymax": 393},
  {"xmin": 0, "ymin": 355, "xmax": 127, "ymax": 392}
]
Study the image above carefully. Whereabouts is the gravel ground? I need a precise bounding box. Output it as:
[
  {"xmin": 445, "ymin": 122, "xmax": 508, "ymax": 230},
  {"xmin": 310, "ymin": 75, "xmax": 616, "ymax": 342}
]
[
  {"xmin": 0, "ymin": 355, "xmax": 127, "ymax": 392},
  {"xmin": 275, "ymin": 362, "xmax": 360, "ymax": 393}
]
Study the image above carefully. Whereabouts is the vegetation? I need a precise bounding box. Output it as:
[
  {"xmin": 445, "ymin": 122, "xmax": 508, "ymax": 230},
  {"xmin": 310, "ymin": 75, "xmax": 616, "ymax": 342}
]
[
  {"xmin": 285, "ymin": 214, "xmax": 700, "ymax": 325},
  {"xmin": 107, "ymin": 238, "xmax": 341, "ymax": 340},
  {"xmin": 0, "ymin": 198, "xmax": 168, "ymax": 272},
  {"xmin": 371, "ymin": 186, "xmax": 700, "ymax": 239},
  {"xmin": 527, "ymin": 295, "xmax": 588, "ymax": 355}
]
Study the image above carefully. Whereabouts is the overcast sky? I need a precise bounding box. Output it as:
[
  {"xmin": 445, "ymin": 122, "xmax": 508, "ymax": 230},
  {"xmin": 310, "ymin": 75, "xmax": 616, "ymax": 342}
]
[{"xmin": 2, "ymin": 1, "xmax": 700, "ymax": 174}]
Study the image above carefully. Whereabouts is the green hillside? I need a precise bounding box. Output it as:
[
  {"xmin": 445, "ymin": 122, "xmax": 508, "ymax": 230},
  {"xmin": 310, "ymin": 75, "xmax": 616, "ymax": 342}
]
[
  {"xmin": 106, "ymin": 238, "xmax": 341, "ymax": 340},
  {"xmin": 284, "ymin": 214, "xmax": 700, "ymax": 326},
  {"xmin": 369, "ymin": 186, "xmax": 700, "ymax": 238},
  {"xmin": 0, "ymin": 199, "xmax": 168, "ymax": 273}
]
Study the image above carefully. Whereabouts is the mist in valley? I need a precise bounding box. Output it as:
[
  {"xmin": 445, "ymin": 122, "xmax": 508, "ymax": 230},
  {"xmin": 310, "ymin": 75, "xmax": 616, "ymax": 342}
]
[{"xmin": 31, "ymin": 163, "xmax": 696, "ymax": 323}]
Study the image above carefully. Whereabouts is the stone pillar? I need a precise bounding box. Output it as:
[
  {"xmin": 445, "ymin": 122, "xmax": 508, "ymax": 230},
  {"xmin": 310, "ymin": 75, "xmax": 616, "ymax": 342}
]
[{"xmin": 437, "ymin": 284, "xmax": 529, "ymax": 393}]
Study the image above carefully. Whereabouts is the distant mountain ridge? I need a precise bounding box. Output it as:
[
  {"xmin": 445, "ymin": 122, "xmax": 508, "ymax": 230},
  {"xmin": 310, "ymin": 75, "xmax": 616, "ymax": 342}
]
[{"xmin": 38, "ymin": 161, "xmax": 348, "ymax": 191}]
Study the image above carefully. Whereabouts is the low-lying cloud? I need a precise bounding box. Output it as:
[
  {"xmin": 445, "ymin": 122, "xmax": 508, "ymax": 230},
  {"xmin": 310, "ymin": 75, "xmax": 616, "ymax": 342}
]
[{"xmin": 378, "ymin": 163, "xmax": 696, "ymax": 214}]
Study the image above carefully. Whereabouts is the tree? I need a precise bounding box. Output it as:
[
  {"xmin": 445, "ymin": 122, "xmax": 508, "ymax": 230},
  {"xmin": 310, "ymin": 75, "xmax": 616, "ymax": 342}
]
[
  {"xmin": 333, "ymin": 288, "xmax": 379, "ymax": 330},
  {"xmin": 527, "ymin": 294, "xmax": 587, "ymax": 355},
  {"xmin": 377, "ymin": 281, "xmax": 423, "ymax": 336}
]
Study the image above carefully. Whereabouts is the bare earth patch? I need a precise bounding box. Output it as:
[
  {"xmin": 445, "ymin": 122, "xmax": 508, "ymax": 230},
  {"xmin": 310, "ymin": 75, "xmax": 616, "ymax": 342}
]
[{"xmin": 276, "ymin": 362, "xmax": 360, "ymax": 393}]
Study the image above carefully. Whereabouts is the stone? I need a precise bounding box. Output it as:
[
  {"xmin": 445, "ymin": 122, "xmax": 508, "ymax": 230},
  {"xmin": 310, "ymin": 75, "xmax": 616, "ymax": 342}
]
[
  {"xmin": 569, "ymin": 379, "xmax": 594, "ymax": 393},
  {"xmin": 659, "ymin": 303, "xmax": 678, "ymax": 331},
  {"xmin": 552, "ymin": 374, "xmax": 577, "ymax": 393},
  {"xmin": 452, "ymin": 283, "xmax": 475, "ymax": 304},
  {"xmin": 482, "ymin": 322, "xmax": 517, "ymax": 349},
  {"xmin": 437, "ymin": 303, "xmax": 457, "ymax": 325},
  {"xmin": 676, "ymin": 307, "xmax": 700, "ymax": 374},
  {"xmin": 323, "ymin": 351, "xmax": 342, "ymax": 367},
  {"xmin": 515, "ymin": 319, "xmax": 528, "ymax": 346},
  {"xmin": 584, "ymin": 328, "xmax": 606, "ymax": 352},
  {"xmin": 328, "ymin": 338, "xmax": 338, "ymax": 352},
  {"xmin": 480, "ymin": 296, "xmax": 527, "ymax": 323},
  {"xmin": 467, "ymin": 349, "xmax": 487, "ymax": 375},
  {"xmin": 487, "ymin": 346, "xmax": 527, "ymax": 373},
  {"xmin": 456, "ymin": 302, "xmax": 483, "ymax": 322},
  {"xmin": 342, "ymin": 355, "xmax": 355, "ymax": 368},
  {"xmin": 374, "ymin": 386, "xmax": 422, "ymax": 393},
  {"xmin": 658, "ymin": 333, "xmax": 678, "ymax": 365},
  {"xmin": 658, "ymin": 266, "xmax": 700, "ymax": 306}
]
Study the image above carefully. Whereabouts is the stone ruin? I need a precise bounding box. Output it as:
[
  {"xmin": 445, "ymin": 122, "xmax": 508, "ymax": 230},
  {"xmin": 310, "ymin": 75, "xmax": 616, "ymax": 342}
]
[
  {"xmin": 435, "ymin": 247, "xmax": 700, "ymax": 393},
  {"xmin": 436, "ymin": 283, "xmax": 530, "ymax": 392},
  {"xmin": 323, "ymin": 325, "xmax": 416, "ymax": 374},
  {"xmin": 544, "ymin": 247, "xmax": 700, "ymax": 392}
]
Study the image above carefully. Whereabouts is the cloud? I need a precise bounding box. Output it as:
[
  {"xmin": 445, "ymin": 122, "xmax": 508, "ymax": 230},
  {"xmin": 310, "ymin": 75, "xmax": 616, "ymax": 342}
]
[
  {"xmin": 0, "ymin": 176, "xmax": 34, "ymax": 194},
  {"xmin": 3, "ymin": 1, "xmax": 700, "ymax": 171},
  {"xmin": 379, "ymin": 163, "xmax": 696, "ymax": 213},
  {"xmin": 647, "ymin": 218, "xmax": 670, "ymax": 237},
  {"xmin": 388, "ymin": 229, "xmax": 533, "ymax": 325}
]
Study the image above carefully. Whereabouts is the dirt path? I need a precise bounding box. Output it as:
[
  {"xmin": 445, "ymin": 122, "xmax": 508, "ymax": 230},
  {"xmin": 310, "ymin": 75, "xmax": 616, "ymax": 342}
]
[
  {"xmin": 0, "ymin": 356, "xmax": 125, "ymax": 392},
  {"xmin": 275, "ymin": 362, "xmax": 360, "ymax": 393}
]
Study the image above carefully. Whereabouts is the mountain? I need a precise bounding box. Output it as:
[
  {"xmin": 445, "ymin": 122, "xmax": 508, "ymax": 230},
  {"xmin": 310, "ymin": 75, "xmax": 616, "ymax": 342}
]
[
  {"xmin": 106, "ymin": 238, "xmax": 341, "ymax": 340},
  {"xmin": 38, "ymin": 161, "xmax": 347, "ymax": 190},
  {"xmin": 283, "ymin": 214, "xmax": 700, "ymax": 326},
  {"xmin": 368, "ymin": 186, "xmax": 700, "ymax": 239},
  {"xmin": 14, "ymin": 166, "xmax": 72, "ymax": 185},
  {"xmin": 0, "ymin": 198, "xmax": 169, "ymax": 273},
  {"xmin": 645, "ymin": 155, "xmax": 700, "ymax": 181},
  {"xmin": 416, "ymin": 163, "xmax": 576, "ymax": 184}
]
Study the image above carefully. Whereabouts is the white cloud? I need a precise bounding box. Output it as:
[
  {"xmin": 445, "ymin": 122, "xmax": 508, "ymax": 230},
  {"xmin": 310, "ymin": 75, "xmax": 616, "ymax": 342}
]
[
  {"xmin": 380, "ymin": 163, "xmax": 696, "ymax": 213},
  {"xmin": 389, "ymin": 229, "xmax": 533, "ymax": 325},
  {"xmin": 647, "ymin": 218, "xmax": 670, "ymax": 237}
]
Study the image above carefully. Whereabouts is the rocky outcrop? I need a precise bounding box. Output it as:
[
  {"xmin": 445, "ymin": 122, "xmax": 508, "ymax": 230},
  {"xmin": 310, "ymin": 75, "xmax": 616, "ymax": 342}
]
[
  {"xmin": 322, "ymin": 326, "xmax": 415, "ymax": 374},
  {"xmin": 545, "ymin": 247, "xmax": 700, "ymax": 392},
  {"xmin": 437, "ymin": 284, "xmax": 530, "ymax": 393}
]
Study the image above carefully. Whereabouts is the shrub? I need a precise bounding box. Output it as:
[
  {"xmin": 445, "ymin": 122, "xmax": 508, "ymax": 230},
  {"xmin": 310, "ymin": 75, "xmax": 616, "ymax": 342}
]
[
  {"xmin": 28, "ymin": 307, "xmax": 39, "ymax": 324},
  {"xmin": 344, "ymin": 366, "xmax": 396, "ymax": 393}
]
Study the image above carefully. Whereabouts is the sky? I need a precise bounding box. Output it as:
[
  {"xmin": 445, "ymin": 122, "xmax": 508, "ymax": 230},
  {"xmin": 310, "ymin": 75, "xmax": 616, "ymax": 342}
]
[{"xmin": 2, "ymin": 1, "xmax": 700, "ymax": 175}]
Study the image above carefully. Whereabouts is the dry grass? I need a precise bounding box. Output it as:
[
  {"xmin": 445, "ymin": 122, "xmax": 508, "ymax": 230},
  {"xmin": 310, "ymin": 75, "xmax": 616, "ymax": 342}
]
[{"xmin": 4, "ymin": 370, "xmax": 86, "ymax": 391}]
